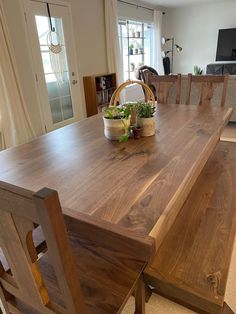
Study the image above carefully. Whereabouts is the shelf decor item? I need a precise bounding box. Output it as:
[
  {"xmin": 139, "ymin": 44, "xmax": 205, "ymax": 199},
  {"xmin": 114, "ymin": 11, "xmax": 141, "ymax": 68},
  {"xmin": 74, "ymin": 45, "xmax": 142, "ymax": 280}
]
[
  {"xmin": 129, "ymin": 44, "xmax": 134, "ymax": 55},
  {"xmin": 103, "ymin": 80, "xmax": 156, "ymax": 141}
]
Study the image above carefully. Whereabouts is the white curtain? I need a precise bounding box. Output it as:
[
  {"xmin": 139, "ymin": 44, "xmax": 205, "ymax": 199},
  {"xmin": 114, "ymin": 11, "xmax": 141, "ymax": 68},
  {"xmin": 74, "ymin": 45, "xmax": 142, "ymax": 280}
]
[
  {"xmin": 0, "ymin": 1, "xmax": 35, "ymax": 149},
  {"xmin": 104, "ymin": 0, "xmax": 123, "ymax": 85},
  {"xmin": 153, "ymin": 10, "xmax": 164, "ymax": 75}
]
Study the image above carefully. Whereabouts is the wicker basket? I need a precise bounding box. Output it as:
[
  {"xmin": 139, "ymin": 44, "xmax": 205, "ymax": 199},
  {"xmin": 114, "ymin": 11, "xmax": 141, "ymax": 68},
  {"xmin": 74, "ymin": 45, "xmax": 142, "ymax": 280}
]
[
  {"xmin": 109, "ymin": 80, "xmax": 156, "ymax": 107},
  {"xmin": 104, "ymin": 80, "xmax": 156, "ymax": 140}
]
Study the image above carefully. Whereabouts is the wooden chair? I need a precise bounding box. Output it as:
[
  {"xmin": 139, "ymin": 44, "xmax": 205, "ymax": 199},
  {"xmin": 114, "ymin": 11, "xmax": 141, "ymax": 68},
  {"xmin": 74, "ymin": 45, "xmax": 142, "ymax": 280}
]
[
  {"xmin": 186, "ymin": 74, "xmax": 229, "ymax": 106},
  {"xmin": 142, "ymin": 70, "xmax": 181, "ymax": 104},
  {"xmin": 0, "ymin": 181, "xmax": 152, "ymax": 314}
]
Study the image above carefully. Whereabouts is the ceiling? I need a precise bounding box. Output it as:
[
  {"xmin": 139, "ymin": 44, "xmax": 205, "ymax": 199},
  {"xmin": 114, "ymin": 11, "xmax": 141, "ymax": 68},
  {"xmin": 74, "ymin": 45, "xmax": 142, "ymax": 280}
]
[{"xmin": 139, "ymin": 0, "xmax": 224, "ymax": 8}]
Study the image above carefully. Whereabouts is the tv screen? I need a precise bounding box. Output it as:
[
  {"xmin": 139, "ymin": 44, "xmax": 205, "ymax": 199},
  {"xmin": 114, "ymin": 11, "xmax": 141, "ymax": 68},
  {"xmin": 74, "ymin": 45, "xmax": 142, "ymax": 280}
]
[{"xmin": 216, "ymin": 28, "xmax": 236, "ymax": 61}]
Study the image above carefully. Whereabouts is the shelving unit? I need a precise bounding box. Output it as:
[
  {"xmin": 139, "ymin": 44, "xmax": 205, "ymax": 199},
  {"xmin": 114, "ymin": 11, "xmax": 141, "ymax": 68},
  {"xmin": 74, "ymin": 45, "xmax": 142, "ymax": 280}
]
[
  {"xmin": 83, "ymin": 73, "xmax": 117, "ymax": 117},
  {"xmin": 119, "ymin": 19, "xmax": 153, "ymax": 81},
  {"xmin": 127, "ymin": 21, "xmax": 145, "ymax": 80}
]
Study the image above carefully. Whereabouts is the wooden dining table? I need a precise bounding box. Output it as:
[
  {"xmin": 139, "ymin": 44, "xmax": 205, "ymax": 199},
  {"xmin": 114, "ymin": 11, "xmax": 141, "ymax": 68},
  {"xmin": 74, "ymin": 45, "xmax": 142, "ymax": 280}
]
[{"xmin": 0, "ymin": 104, "xmax": 232, "ymax": 261}]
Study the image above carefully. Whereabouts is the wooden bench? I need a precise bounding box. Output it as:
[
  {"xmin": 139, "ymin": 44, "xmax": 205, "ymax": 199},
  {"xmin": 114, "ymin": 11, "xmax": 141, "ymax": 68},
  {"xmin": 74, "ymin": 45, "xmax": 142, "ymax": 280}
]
[{"xmin": 144, "ymin": 141, "xmax": 236, "ymax": 314}]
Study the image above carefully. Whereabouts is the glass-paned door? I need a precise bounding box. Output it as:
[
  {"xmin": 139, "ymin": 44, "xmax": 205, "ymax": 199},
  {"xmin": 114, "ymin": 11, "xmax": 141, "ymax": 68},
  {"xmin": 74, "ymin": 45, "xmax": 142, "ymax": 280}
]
[{"xmin": 26, "ymin": 1, "xmax": 81, "ymax": 131}]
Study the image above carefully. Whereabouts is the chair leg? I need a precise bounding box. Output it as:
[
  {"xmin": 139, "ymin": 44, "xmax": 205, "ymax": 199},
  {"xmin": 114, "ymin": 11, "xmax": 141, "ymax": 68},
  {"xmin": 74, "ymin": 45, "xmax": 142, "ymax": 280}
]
[
  {"xmin": 144, "ymin": 284, "xmax": 153, "ymax": 303},
  {"xmin": 223, "ymin": 302, "xmax": 235, "ymax": 314},
  {"xmin": 134, "ymin": 276, "xmax": 145, "ymax": 314}
]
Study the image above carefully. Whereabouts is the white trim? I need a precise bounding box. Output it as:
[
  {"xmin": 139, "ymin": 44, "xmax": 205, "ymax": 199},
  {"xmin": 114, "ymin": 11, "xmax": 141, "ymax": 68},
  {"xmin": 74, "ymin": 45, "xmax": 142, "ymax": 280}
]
[{"xmin": 20, "ymin": 0, "xmax": 46, "ymax": 134}]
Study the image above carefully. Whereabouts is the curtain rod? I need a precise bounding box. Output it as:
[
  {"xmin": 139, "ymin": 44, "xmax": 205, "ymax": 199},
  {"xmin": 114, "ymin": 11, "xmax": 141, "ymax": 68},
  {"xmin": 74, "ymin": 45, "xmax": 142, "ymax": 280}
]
[{"xmin": 118, "ymin": 0, "xmax": 166, "ymax": 15}]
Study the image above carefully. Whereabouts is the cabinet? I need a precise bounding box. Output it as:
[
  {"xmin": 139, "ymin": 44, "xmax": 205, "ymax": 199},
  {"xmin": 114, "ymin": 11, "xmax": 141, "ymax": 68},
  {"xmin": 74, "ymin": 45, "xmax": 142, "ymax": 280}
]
[{"xmin": 83, "ymin": 73, "xmax": 117, "ymax": 117}]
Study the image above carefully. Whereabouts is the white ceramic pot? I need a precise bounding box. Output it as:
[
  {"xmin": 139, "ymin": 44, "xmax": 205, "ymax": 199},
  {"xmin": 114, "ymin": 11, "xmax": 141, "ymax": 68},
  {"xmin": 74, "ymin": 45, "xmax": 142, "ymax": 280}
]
[
  {"xmin": 103, "ymin": 117, "xmax": 130, "ymax": 140},
  {"xmin": 137, "ymin": 117, "xmax": 156, "ymax": 137}
]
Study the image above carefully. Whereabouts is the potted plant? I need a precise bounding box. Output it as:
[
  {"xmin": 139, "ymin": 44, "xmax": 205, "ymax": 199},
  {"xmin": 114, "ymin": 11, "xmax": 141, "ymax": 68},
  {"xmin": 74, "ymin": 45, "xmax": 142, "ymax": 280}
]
[
  {"xmin": 129, "ymin": 44, "xmax": 134, "ymax": 55},
  {"xmin": 103, "ymin": 105, "xmax": 131, "ymax": 142},
  {"xmin": 194, "ymin": 65, "xmax": 203, "ymax": 75},
  {"xmin": 136, "ymin": 102, "xmax": 156, "ymax": 137},
  {"xmin": 132, "ymin": 126, "xmax": 143, "ymax": 139}
]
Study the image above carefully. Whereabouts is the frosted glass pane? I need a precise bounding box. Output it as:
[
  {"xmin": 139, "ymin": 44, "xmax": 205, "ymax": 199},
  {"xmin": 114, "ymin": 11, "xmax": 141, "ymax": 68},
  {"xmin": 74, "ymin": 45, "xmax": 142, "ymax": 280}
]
[
  {"xmin": 35, "ymin": 16, "xmax": 49, "ymax": 45},
  {"xmin": 50, "ymin": 99, "xmax": 63, "ymax": 123},
  {"xmin": 35, "ymin": 15, "xmax": 74, "ymax": 125},
  {"xmin": 62, "ymin": 96, "xmax": 73, "ymax": 120},
  {"xmin": 47, "ymin": 81, "xmax": 59, "ymax": 99},
  {"xmin": 51, "ymin": 18, "xmax": 65, "ymax": 45},
  {"xmin": 41, "ymin": 52, "xmax": 53, "ymax": 74},
  {"xmin": 45, "ymin": 73, "xmax": 57, "ymax": 84},
  {"xmin": 61, "ymin": 82, "xmax": 70, "ymax": 97}
]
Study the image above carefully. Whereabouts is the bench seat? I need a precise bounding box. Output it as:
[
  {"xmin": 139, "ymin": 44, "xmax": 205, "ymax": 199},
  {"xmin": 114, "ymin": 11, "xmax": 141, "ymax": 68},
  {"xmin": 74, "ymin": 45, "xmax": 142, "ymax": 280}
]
[{"xmin": 144, "ymin": 141, "xmax": 236, "ymax": 314}]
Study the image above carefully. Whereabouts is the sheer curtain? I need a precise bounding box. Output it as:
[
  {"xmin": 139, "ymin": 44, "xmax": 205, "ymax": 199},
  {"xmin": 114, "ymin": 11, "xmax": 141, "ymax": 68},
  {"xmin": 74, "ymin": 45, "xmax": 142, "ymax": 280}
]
[
  {"xmin": 0, "ymin": 1, "xmax": 35, "ymax": 149},
  {"xmin": 104, "ymin": 0, "xmax": 123, "ymax": 85},
  {"xmin": 153, "ymin": 10, "xmax": 164, "ymax": 75}
]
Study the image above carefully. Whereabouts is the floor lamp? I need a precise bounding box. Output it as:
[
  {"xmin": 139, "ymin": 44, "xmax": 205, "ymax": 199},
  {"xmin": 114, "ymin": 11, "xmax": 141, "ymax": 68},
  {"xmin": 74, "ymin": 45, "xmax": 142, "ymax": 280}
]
[{"xmin": 162, "ymin": 37, "xmax": 182, "ymax": 73}]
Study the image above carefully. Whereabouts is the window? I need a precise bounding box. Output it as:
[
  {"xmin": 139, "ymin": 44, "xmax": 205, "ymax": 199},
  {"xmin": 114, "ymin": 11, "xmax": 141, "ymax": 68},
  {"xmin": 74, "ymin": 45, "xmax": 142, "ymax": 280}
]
[{"xmin": 118, "ymin": 19, "xmax": 154, "ymax": 81}]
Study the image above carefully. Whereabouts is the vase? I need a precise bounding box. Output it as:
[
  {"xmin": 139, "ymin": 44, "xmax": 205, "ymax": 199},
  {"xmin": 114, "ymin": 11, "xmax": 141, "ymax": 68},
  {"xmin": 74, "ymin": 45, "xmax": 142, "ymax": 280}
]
[
  {"xmin": 137, "ymin": 116, "xmax": 156, "ymax": 137},
  {"xmin": 103, "ymin": 117, "xmax": 130, "ymax": 141},
  {"xmin": 132, "ymin": 127, "xmax": 143, "ymax": 139}
]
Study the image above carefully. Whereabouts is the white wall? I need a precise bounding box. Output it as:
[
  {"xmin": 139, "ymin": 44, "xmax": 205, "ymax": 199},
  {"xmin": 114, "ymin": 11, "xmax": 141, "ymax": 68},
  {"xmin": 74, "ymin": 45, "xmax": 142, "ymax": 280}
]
[
  {"xmin": 68, "ymin": 0, "xmax": 107, "ymax": 81},
  {"xmin": 68, "ymin": 0, "xmax": 107, "ymax": 117},
  {"xmin": 2, "ymin": 0, "xmax": 107, "ymax": 135},
  {"xmin": 165, "ymin": 0, "xmax": 236, "ymax": 74}
]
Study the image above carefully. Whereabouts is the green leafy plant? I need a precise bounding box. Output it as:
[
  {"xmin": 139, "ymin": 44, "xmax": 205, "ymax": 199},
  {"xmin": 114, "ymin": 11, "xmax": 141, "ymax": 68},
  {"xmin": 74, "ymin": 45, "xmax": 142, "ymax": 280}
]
[
  {"xmin": 136, "ymin": 102, "xmax": 155, "ymax": 118},
  {"xmin": 194, "ymin": 65, "xmax": 203, "ymax": 75},
  {"xmin": 102, "ymin": 105, "xmax": 131, "ymax": 120}
]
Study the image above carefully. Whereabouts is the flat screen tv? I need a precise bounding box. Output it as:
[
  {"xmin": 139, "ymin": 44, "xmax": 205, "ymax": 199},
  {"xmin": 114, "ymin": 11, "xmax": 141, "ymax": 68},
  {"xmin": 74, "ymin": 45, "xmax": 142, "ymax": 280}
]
[{"xmin": 216, "ymin": 28, "xmax": 236, "ymax": 61}]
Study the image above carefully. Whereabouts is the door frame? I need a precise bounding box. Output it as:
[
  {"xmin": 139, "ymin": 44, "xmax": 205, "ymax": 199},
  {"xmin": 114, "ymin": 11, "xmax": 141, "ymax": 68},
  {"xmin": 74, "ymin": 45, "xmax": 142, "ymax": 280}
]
[{"xmin": 22, "ymin": 0, "xmax": 83, "ymax": 132}]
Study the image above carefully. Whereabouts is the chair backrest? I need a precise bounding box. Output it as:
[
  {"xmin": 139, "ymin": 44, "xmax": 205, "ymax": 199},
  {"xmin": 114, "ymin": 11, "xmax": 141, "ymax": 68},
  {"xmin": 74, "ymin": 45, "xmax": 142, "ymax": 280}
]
[
  {"xmin": 135, "ymin": 65, "xmax": 158, "ymax": 81},
  {"xmin": 0, "ymin": 181, "xmax": 85, "ymax": 314},
  {"xmin": 186, "ymin": 74, "xmax": 229, "ymax": 106},
  {"xmin": 142, "ymin": 70, "xmax": 182, "ymax": 104}
]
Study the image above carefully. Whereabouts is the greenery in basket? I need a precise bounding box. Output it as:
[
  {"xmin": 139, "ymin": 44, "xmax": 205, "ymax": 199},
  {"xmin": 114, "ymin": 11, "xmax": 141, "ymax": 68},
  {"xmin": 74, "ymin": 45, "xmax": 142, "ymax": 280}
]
[
  {"xmin": 136, "ymin": 102, "xmax": 155, "ymax": 118},
  {"xmin": 194, "ymin": 65, "xmax": 203, "ymax": 75},
  {"xmin": 102, "ymin": 105, "xmax": 131, "ymax": 120}
]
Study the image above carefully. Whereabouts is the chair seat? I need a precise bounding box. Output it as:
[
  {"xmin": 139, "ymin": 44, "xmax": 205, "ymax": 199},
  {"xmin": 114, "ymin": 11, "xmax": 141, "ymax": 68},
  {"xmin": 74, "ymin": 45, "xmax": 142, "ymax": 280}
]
[{"xmin": 3, "ymin": 230, "xmax": 145, "ymax": 314}]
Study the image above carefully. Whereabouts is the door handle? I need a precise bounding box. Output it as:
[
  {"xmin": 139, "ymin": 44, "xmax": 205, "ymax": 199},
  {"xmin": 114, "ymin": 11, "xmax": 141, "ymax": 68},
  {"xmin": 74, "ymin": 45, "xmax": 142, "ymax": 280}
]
[{"xmin": 72, "ymin": 79, "xmax": 78, "ymax": 85}]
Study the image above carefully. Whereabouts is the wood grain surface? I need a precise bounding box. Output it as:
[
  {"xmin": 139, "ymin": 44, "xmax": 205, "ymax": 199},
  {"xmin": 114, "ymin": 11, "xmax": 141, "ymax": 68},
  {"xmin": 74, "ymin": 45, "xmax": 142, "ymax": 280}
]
[
  {"xmin": 0, "ymin": 104, "xmax": 232, "ymax": 249},
  {"xmin": 144, "ymin": 141, "xmax": 236, "ymax": 314}
]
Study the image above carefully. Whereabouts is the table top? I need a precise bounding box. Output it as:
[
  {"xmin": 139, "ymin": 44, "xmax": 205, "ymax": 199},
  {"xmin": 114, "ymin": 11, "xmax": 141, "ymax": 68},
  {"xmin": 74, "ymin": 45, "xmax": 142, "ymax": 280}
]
[{"xmin": 0, "ymin": 104, "xmax": 232, "ymax": 248}]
